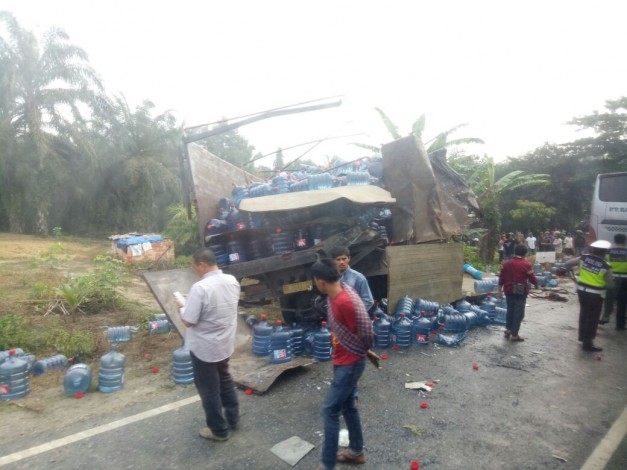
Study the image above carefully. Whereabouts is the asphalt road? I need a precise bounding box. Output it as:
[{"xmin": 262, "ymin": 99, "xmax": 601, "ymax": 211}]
[{"xmin": 1, "ymin": 283, "xmax": 627, "ymax": 470}]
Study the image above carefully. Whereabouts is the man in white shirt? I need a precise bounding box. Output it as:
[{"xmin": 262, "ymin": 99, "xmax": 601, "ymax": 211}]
[
  {"xmin": 179, "ymin": 248, "xmax": 241, "ymax": 441},
  {"xmin": 525, "ymin": 232, "xmax": 537, "ymax": 255}
]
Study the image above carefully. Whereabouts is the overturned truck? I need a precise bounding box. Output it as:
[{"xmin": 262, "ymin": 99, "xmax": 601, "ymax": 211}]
[{"xmin": 157, "ymin": 135, "xmax": 477, "ymax": 325}]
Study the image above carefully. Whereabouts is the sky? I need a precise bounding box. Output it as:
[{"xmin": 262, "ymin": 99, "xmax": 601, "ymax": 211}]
[{"xmin": 2, "ymin": 0, "xmax": 627, "ymax": 167}]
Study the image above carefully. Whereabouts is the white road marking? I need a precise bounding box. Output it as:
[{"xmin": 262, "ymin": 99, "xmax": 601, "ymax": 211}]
[
  {"xmin": 0, "ymin": 395, "xmax": 199, "ymax": 467},
  {"xmin": 581, "ymin": 405, "xmax": 627, "ymax": 470}
]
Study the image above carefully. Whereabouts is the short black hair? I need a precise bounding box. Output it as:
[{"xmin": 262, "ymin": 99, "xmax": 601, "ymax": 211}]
[
  {"xmin": 514, "ymin": 244, "xmax": 528, "ymax": 257},
  {"xmin": 330, "ymin": 245, "xmax": 351, "ymax": 259},
  {"xmin": 311, "ymin": 259, "xmax": 340, "ymax": 283},
  {"xmin": 615, "ymin": 233, "xmax": 626, "ymax": 245},
  {"xmin": 193, "ymin": 247, "xmax": 217, "ymax": 266}
]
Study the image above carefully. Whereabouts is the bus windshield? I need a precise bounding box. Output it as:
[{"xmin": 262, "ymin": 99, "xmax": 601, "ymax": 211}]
[{"xmin": 599, "ymin": 173, "xmax": 627, "ymax": 202}]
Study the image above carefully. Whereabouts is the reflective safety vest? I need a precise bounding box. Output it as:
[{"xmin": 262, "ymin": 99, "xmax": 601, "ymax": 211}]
[
  {"xmin": 578, "ymin": 254, "xmax": 610, "ymax": 288},
  {"xmin": 608, "ymin": 246, "xmax": 627, "ymax": 276}
]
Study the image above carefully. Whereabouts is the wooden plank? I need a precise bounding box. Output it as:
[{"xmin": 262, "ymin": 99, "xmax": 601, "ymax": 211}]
[
  {"xmin": 187, "ymin": 144, "xmax": 260, "ymax": 242},
  {"xmin": 386, "ymin": 243, "xmax": 463, "ymax": 309},
  {"xmin": 222, "ymin": 249, "xmax": 318, "ymax": 278}
]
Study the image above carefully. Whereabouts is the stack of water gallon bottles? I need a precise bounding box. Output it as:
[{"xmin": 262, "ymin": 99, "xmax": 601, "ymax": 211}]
[
  {"xmin": 249, "ymin": 313, "xmax": 333, "ymax": 364},
  {"xmin": 371, "ymin": 293, "xmax": 508, "ymax": 349},
  {"xmin": 533, "ymin": 262, "xmax": 561, "ymax": 288},
  {"xmin": 0, "ymin": 314, "xmax": 193, "ymax": 401}
]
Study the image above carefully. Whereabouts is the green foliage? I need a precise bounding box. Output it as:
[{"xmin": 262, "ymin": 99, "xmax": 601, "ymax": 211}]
[
  {"xmin": 34, "ymin": 255, "xmax": 128, "ymax": 315},
  {"xmin": 37, "ymin": 319, "xmax": 97, "ymax": 358},
  {"xmin": 0, "ymin": 314, "xmax": 28, "ymax": 350},
  {"xmin": 509, "ymin": 200, "xmax": 556, "ymax": 234},
  {"xmin": 163, "ymin": 203, "xmax": 199, "ymax": 256},
  {"xmin": 463, "ymin": 245, "xmax": 495, "ymax": 273}
]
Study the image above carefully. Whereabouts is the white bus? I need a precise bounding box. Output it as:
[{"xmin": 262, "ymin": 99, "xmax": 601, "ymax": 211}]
[{"xmin": 588, "ymin": 171, "xmax": 627, "ymax": 244}]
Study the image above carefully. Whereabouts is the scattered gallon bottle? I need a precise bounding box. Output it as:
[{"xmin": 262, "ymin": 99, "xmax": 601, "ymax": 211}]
[
  {"xmin": 227, "ymin": 234, "xmax": 247, "ymax": 264},
  {"xmin": 346, "ymin": 171, "xmax": 371, "ymax": 186},
  {"xmin": 245, "ymin": 314, "xmax": 259, "ymax": 328},
  {"xmin": 463, "ymin": 263, "xmax": 483, "ymax": 280},
  {"xmin": 252, "ymin": 314, "xmax": 273, "ymax": 356},
  {"xmin": 463, "ymin": 310, "xmax": 479, "ymax": 329},
  {"xmin": 412, "ymin": 316, "xmax": 432, "ymax": 345},
  {"xmin": 248, "ymin": 238, "xmax": 270, "ymax": 260},
  {"xmin": 269, "ymin": 228, "xmax": 294, "ymax": 255},
  {"xmin": 172, "ymin": 343, "xmax": 194, "ymax": 385},
  {"xmin": 148, "ymin": 319, "xmax": 171, "ymax": 335},
  {"xmin": 98, "ymin": 345, "xmax": 126, "ymax": 393},
  {"xmin": 313, "ymin": 321, "xmax": 333, "ymax": 362},
  {"xmin": 105, "ymin": 326, "xmax": 136, "ymax": 343},
  {"xmin": 391, "ymin": 313, "xmax": 412, "ymax": 348},
  {"xmin": 394, "ymin": 295, "xmax": 414, "ymax": 318},
  {"xmin": 455, "ymin": 299, "xmax": 472, "ymax": 313},
  {"xmin": 289, "ymin": 324, "xmax": 305, "ymax": 356},
  {"xmin": 293, "ymin": 228, "xmax": 311, "ymax": 251},
  {"xmin": 474, "ymin": 279, "xmax": 498, "ymax": 294},
  {"xmin": 151, "ymin": 313, "xmax": 168, "ymax": 321},
  {"xmin": 493, "ymin": 306, "xmax": 507, "ymax": 325},
  {"xmin": 32, "ymin": 354, "xmax": 68, "ymax": 376},
  {"xmin": 413, "ymin": 298, "xmax": 439, "ymax": 317},
  {"xmin": 470, "ymin": 305, "xmax": 492, "ymax": 326},
  {"xmin": 63, "ymin": 364, "xmax": 92, "ymax": 396},
  {"xmin": 373, "ymin": 315, "xmax": 391, "ymax": 348},
  {"xmin": 533, "ymin": 262, "xmax": 543, "ymax": 274},
  {"xmin": 0, "ymin": 348, "xmax": 25, "ymax": 365},
  {"xmin": 0, "ymin": 350, "xmax": 30, "ymax": 400},
  {"xmin": 272, "ymin": 175, "xmax": 291, "ymax": 194},
  {"xmin": 207, "ymin": 242, "xmax": 229, "ymax": 266},
  {"xmin": 269, "ymin": 321, "xmax": 292, "ymax": 364}
]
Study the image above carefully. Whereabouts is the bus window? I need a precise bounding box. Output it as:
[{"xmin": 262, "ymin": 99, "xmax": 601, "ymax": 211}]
[{"xmin": 599, "ymin": 173, "xmax": 627, "ymax": 202}]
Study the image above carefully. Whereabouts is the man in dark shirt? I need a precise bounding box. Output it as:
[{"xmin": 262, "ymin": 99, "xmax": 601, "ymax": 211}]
[{"xmin": 502, "ymin": 233, "xmax": 516, "ymax": 261}]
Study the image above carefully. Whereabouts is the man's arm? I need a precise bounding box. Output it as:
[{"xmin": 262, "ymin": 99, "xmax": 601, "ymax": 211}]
[
  {"xmin": 180, "ymin": 284, "xmax": 203, "ymax": 328},
  {"xmin": 353, "ymin": 274, "xmax": 374, "ymax": 312}
]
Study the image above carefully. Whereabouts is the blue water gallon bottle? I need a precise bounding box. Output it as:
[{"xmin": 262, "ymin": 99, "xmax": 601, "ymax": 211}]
[
  {"xmin": 269, "ymin": 321, "xmax": 292, "ymax": 364},
  {"xmin": 227, "ymin": 235, "xmax": 247, "ymax": 264},
  {"xmin": 172, "ymin": 344, "xmax": 194, "ymax": 385},
  {"xmin": 63, "ymin": 364, "xmax": 92, "ymax": 396},
  {"xmin": 463, "ymin": 310, "xmax": 479, "ymax": 329},
  {"xmin": 252, "ymin": 314, "xmax": 272, "ymax": 356},
  {"xmin": 455, "ymin": 299, "xmax": 472, "ymax": 313},
  {"xmin": 32, "ymin": 354, "xmax": 68, "ymax": 376},
  {"xmin": 0, "ymin": 350, "xmax": 30, "ymax": 400},
  {"xmin": 289, "ymin": 324, "xmax": 305, "ymax": 356},
  {"xmin": 412, "ymin": 316, "xmax": 432, "ymax": 345},
  {"xmin": 98, "ymin": 345, "xmax": 126, "ymax": 393},
  {"xmin": 463, "ymin": 263, "xmax": 483, "ymax": 280},
  {"xmin": 105, "ymin": 326, "xmax": 135, "ymax": 343},
  {"xmin": 394, "ymin": 295, "xmax": 414, "ymax": 318},
  {"xmin": 148, "ymin": 319, "xmax": 171, "ymax": 335},
  {"xmin": 0, "ymin": 348, "xmax": 25, "ymax": 365},
  {"xmin": 313, "ymin": 321, "xmax": 332, "ymax": 362},
  {"xmin": 293, "ymin": 229, "xmax": 311, "ymax": 251},
  {"xmin": 413, "ymin": 298, "xmax": 440, "ymax": 317},
  {"xmin": 373, "ymin": 315, "xmax": 391, "ymax": 348},
  {"xmin": 151, "ymin": 313, "xmax": 168, "ymax": 321},
  {"xmin": 391, "ymin": 313, "xmax": 412, "ymax": 348},
  {"xmin": 269, "ymin": 228, "xmax": 294, "ymax": 255},
  {"xmin": 493, "ymin": 306, "xmax": 507, "ymax": 325}
]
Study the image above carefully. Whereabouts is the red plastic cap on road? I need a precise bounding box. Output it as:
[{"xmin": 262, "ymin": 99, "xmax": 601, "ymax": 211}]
[
  {"xmin": 410, "ymin": 461, "xmax": 420, "ymax": 470},
  {"xmin": 381, "ymin": 353, "xmax": 389, "ymax": 360},
  {"xmin": 473, "ymin": 363, "xmax": 479, "ymax": 370},
  {"xmin": 152, "ymin": 367, "xmax": 159, "ymax": 373},
  {"xmin": 75, "ymin": 392, "xmax": 84, "ymax": 399},
  {"xmin": 420, "ymin": 402, "xmax": 428, "ymax": 409},
  {"xmin": 245, "ymin": 388, "xmax": 254, "ymax": 395}
]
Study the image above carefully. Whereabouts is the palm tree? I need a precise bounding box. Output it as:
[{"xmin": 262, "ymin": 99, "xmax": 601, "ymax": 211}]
[
  {"xmin": 0, "ymin": 11, "xmax": 102, "ymax": 234},
  {"xmin": 89, "ymin": 95, "xmax": 181, "ymax": 232}
]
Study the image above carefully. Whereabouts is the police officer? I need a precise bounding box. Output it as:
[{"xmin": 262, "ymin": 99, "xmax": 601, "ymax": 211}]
[
  {"xmin": 565, "ymin": 240, "xmax": 614, "ymax": 352},
  {"xmin": 600, "ymin": 234, "xmax": 627, "ymax": 329}
]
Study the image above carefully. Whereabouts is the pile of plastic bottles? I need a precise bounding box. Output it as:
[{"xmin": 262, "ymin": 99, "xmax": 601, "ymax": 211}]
[{"xmin": 370, "ymin": 293, "xmax": 508, "ymax": 349}]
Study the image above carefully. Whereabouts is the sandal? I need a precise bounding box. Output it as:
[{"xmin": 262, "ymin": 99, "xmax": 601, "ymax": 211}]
[
  {"xmin": 504, "ymin": 330, "xmax": 511, "ymax": 338},
  {"xmin": 510, "ymin": 336, "xmax": 525, "ymax": 342}
]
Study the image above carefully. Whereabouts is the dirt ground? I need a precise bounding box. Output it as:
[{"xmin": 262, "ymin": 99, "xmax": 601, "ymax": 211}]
[{"xmin": 0, "ymin": 233, "xmax": 183, "ymax": 440}]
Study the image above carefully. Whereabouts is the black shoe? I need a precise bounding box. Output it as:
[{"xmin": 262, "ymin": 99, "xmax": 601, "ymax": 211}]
[
  {"xmin": 598, "ymin": 319, "xmax": 609, "ymax": 325},
  {"xmin": 582, "ymin": 344, "xmax": 603, "ymax": 352}
]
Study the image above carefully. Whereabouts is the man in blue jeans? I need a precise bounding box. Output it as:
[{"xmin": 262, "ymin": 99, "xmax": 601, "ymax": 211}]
[{"xmin": 311, "ymin": 259, "xmax": 374, "ymax": 470}]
